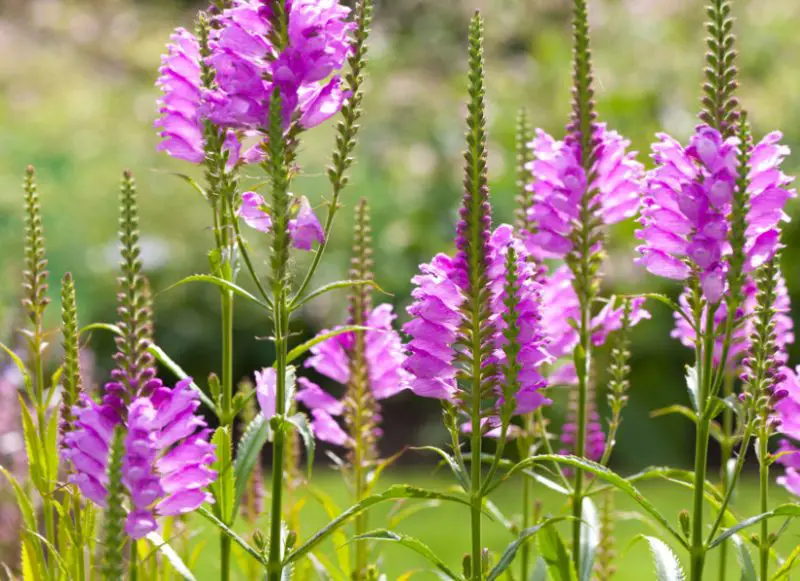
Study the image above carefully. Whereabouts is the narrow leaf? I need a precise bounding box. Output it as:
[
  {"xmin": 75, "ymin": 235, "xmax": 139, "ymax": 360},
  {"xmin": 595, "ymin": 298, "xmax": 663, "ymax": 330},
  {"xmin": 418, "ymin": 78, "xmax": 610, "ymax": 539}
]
[
  {"xmin": 709, "ymin": 505, "xmax": 800, "ymax": 549},
  {"xmin": 287, "ymin": 412, "xmax": 315, "ymax": 476},
  {"xmin": 233, "ymin": 415, "xmax": 269, "ymax": 513},
  {"xmin": 286, "ymin": 326, "xmax": 370, "ymax": 365},
  {"xmin": 579, "ymin": 498, "xmax": 600, "ymax": 581},
  {"xmin": 351, "ymin": 530, "xmax": 460, "ymax": 580},
  {"xmin": 290, "ymin": 279, "xmax": 387, "ymax": 311},
  {"xmin": 538, "ymin": 524, "xmax": 578, "ymax": 581},
  {"xmin": 732, "ymin": 535, "xmax": 756, "ymax": 581},
  {"xmin": 487, "ymin": 517, "xmax": 568, "ymax": 581},
  {"xmin": 197, "ymin": 507, "xmax": 265, "ymax": 565},
  {"xmin": 162, "ymin": 274, "xmax": 270, "ymax": 311},
  {"xmin": 641, "ymin": 536, "xmax": 685, "ymax": 581}
]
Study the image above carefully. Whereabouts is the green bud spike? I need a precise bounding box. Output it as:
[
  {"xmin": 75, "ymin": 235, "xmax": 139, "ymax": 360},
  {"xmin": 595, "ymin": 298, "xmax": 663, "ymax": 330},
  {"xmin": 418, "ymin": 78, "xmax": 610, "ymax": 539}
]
[
  {"xmin": 267, "ymin": 89, "xmax": 292, "ymax": 291},
  {"xmin": 60, "ymin": 273, "xmax": 82, "ymax": 446},
  {"xmin": 726, "ymin": 112, "xmax": 752, "ymax": 309},
  {"xmin": 749, "ymin": 255, "xmax": 781, "ymax": 432},
  {"xmin": 595, "ymin": 491, "xmax": 617, "ymax": 580},
  {"xmin": 700, "ymin": 0, "xmax": 739, "ymax": 137},
  {"xmin": 500, "ymin": 247, "xmax": 522, "ymax": 421},
  {"xmin": 569, "ymin": 0, "xmax": 598, "ymax": 168},
  {"xmin": 101, "ymin": 427, "xmax": 127, "ymax": 581},
  {"xmin": 515, "ymin": 108, "xmax": 535, "ymax": 234},
  {"xmin": 21, "ymin": 165, "xmax": 49, "ymax": 327},
  {"xmin": 606, "ymin": 298, "xmax": 633, "ymax": 428}
]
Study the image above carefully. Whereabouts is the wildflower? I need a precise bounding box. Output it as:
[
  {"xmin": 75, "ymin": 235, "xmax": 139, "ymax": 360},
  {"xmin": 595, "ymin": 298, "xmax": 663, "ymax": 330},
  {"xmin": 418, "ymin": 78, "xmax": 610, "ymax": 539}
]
[
  {"xmin": 64, "ymin": 378, "xmax": 216, "ymax": 538},
  {"xmin": 636, "ymin": 125, "xmax": 795, "ymax": 303},
  {"xmin": 775, "ymin": 366, "xmax": 800, "ymax": 496},
  {"xmin": 237, "ymin": 191, "xmax": 324, "ymax": 250},
  {"xmin": 523, "ymin": 124, "xmax": 644, "ymax": 260}
]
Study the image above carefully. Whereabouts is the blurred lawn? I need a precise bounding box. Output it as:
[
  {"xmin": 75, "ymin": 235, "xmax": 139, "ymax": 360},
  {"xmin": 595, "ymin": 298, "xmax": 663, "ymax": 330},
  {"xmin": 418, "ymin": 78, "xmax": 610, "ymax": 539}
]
[{"xmin": 190, "ymin": 471, "xmax": 800, "ymax": 580}]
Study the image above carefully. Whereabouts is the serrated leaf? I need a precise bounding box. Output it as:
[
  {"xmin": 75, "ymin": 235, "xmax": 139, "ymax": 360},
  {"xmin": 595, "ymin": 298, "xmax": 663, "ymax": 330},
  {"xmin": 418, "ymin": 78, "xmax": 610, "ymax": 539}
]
[
  {"xmin": 640, "ymin": 536, "xmax": 685, "ymax": 581},
  {"xmin": 351, "ymin": 530, "xmax": 460, "ymax": 580},
  {"xmin": 286, "ymin": 412, "xmax": 315, "ymax": 476},
  {"xmin": 146, "ymin": 531, "xmax": 198, "ymax": 581},
  {"xmin": 538, "ymin": 524, "xmax": 577, "ymax": 581},
  {"xmin": 285, "ymin": 485, "xmax": 471, "ymax": 565},
  {"xmin": 487, "ymin": 517, "xmax": 569, "ymax": 581},
  {"xmin": 233, "ymin": 414, "xmax": 269, "ymax": 514},
  {"xmin": 732, "ymin": 536, "xmax": 756, "ymax": 581},
  {"xmin": 579, "ymin": 498, "xmax": 599, "ymax": 581}
]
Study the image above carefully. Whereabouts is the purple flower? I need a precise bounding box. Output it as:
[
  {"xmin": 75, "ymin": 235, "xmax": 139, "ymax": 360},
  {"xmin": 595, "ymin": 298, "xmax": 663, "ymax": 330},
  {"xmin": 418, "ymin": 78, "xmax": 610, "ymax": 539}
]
[
  {"xmin": 774, "ymin": 366, "xmax": 800, "ymax": 496},
  {"xmin": 297, "ymin": 304, "xmax": 409, "ymax": 445},
  {"xmin": 155, "ymin": 28, "xmax": 242, "ymax": 165},
  {"xmin": 523, "ymin": 124, "xmax": 644, "ymax": 259},
  {"xmin": 237, "ymin": 192, "xmax": 324, "ymax": 250},
  {"xmin": 255, "ymin": 367, "xmax": 278, "ymax": 419},
  {"xmin": 404, "ymin": 225, "xmax": 553, "ymax": 416},
  {"xmin": 671, "ymin": 275, "xmax": 794, "ymax": 367},
  {"xmin": 636, "ymin": 125, "xmax": 795, "ymax": 303},
  {"xmin": 63, "ymin": 377, "xmax": 216, "ymax": 539}
]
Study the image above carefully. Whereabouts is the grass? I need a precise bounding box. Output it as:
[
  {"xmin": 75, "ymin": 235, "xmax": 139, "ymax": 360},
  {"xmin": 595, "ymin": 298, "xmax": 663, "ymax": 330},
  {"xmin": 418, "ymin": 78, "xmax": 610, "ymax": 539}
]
[{"xmin": 188, "ymin": 468, "xmax": 800, "ymax": 580}]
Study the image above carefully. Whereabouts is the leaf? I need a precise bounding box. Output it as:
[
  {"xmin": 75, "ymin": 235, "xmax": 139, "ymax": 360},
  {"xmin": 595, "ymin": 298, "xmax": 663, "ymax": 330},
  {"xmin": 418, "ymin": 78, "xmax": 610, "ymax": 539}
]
[
  {"xmin": 531, "ymin": 557, "xmax": 549, "ymax": 581},
  {"xmin": 709, "ymin": 505, "xmax": 800, "ymax": 549},
  {"xmin": 386, "ymin": 500, "xmax": 442, "ymax": 529},
  {"xmin": 497, "ymin": 455, "xmax": 687, "ymax": 548},
  {"xmin": 145, "ymin": 531, "xmax": 197, "ymax": 581},
  {"xmin": 685, "ymin": 365, "xmax": 699, "ymax": 413},
  {"xmin": 286, "ymin": 412, "xmax": 315, "ymax": 476},
  {"xmin": 487, "ymin": 517, "xmax": 569, "ymax": 581},
  {"xmin": 640, "ymin": 536, "xmax": 685, "ymax": 581},
  {"xmin": 285, "ymin": 485, "xmax": 471, "ymax": 565},
  {"xmin": 579, "ymin": 498, "xmax": 600, "ymax": 581},
  {"xmin": 286, "ymin": 326, "xmax": 371, "ymax": 365},
  {"xmin": 233, "ymin": 414, "xmax": 269, "ymax": 514},
  {"xmin": 772, "ymin": 541, "xmax": 800, "ymax": 580},
  {"xmin": 210, "ymin": 427, "xmax": 236, "ymax": 524},
  {"xmin": 351, "ymin": 530, "xmax": 460, "ymax": 580},
  {"xmin": 19, "ymin": 399, "xmax": 47, "ymax": 493},
  {"xmin": 162, "ymin": 274, "xmax": 271, "ymax": 312},
  {"xmin": 731, "ymin": 536, "xmax": 756, "ymax": 581},
  {"xmin": 0, "ymin": 467, "xmax": 38, "ymax": 530},
  {"xmin": 0, "ymin": 342, "xmax": 30, "ymax": 390},
  {"xmin": 290, "ymin": 280, "xmax": 387, "ymax": 311},
  {"xmin": 162, "ymin": 171, "xmax": 208, "ymax": 199},
  {"xmin": 411, "ymin": 446, "xmax": 468, "ymax": 489},
  {"xmin": 306, "ymin": 486, "xmax": 350, "ymax": 573},
  {"xmin": 197, "ymin": 506, "xmax": 265, "ymax": 567},
  {"xmin": 523, "ymin": 470, "xmax": 571, "ymax": 495},
  {"xmin": 538, "ymin": 524, "xmax": 578, "ymax": 581}
]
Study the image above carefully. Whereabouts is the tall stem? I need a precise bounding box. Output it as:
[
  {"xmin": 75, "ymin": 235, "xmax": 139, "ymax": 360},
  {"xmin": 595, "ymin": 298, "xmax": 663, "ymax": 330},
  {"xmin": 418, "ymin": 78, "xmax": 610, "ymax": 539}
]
[
  {"xmin": 758, "ymin": 435, "xmax": 769, "ymax": 581},
  {"xmin": 717, "ymin": 373, "xmax": 734, "ymax": 581},
  {"xmin": 571, "ymin": 299, "xmax": 591, "ymax": 571},
  {"xmin": 520, "ymin": 415, "xmax": 534, "ymax": 581},
  {"xmin": 470, "ymin": 382, "xmax": 483, "ymax": 581}
]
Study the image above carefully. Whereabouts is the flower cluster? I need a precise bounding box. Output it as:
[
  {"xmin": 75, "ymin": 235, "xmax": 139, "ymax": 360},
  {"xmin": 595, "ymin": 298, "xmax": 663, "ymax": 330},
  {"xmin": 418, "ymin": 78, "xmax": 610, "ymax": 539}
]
[
  {"xmin": 238, "ymin": 190, "xmax": 324, "ymax": 250},
  {"xmin": 775, "ymin": 366, "xmax": 800, "ymax": 496},
  {"xmin": 671, "ymin": 275, "xmax": 795, "ymax": 368},
  {"xmin": 403, "ymin": 224, "xmax": 551, "ymax": 417},
  {"xmin": 156, "ymin": 0, "xmax": 354, "ymax": 163},
  {"xmin": 294, "ymin": 304, "xmax": 409, "ymax": 445},
  {"xmin": 637, "ymin": 125, "xmax": 795, "ymax": 303},
  {"xmin": 64, "ymin": 378, "xmax": 216, "ymax": 538},
  {"xmin": 523, "ymin": 124, "xmax": 644, "ymax": 259}
]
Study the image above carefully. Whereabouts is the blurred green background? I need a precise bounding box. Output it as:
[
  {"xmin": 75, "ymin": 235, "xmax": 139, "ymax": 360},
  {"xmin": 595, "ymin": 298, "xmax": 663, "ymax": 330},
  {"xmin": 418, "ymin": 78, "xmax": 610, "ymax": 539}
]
[{"xmin": 2, "ymin": 0, "xmax": 800, "ymax": 474}]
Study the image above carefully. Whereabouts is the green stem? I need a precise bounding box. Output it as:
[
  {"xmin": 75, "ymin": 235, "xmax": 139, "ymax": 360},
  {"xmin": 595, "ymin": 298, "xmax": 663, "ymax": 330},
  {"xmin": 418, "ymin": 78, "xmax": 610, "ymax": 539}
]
[
  {"xmin": 129, "ymin": 542, "xmax": 139, "ymax": 581},
  {"xmin": 758, "ymin": 435, "xmax": 769, "ymax": 581},
  {"xmin": 470, "ymin": 308, "xmax": 484, "ymax": 580},
  {"xmin": 571, "ymin": 299, "xmax": 591, "ymax": 572},
  {"xmin": 267, "ymin": 295, "xmax": 289, "ymax": 581},
  {"xmin": 73, "ymin": 489, "xmax": 86, "ymax": 581},
  {"xmin": 717, "ymin": 374, "xmax": 734, "ymax": 581},
  {"xmin": 520, "ymin": 415, "xmax": 534, "ymax": 581}
]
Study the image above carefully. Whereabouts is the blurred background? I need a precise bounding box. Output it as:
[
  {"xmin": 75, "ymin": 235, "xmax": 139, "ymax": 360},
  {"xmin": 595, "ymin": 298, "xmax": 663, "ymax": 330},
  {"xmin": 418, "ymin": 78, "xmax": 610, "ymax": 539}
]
[{"xmin": 1, "ymin": 0, "xmax": 800, "ymax": 473}]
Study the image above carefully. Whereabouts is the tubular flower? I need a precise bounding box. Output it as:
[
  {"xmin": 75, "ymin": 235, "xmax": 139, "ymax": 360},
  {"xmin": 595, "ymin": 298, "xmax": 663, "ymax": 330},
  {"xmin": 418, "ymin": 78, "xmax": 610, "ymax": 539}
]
[
  {"xmin": 561, "ymin": 382, "xmax": 606, "ymax": 463},
  {"xmin": 671, "ymin": 275, "xmax": 794, "ymax": 367},
  {"xmin": 237, "ymin": 191, "xmax": 324, "ymax": 250},
  {"xmin": 523, "ymin": 124, "xmax": 644, "ymax": 259},
  {"xmin": 155, "ymin": 28, "xmax": 242, "ymax": 165},
  {"xmin": 403, "ymin": 224, "xmax": 554, "ymax": 415},
  {"xmin": 205, "ymin": 0, "xmax": 353, "ymax": 130},
  {"xmin": 63, "ymin": 378, "xmax": 216, "ymax": 539},
  {"xmin": 636, "ymin": 125, "xmax": 795, "ymax": 303},
  {"xmin": 775, "ymin": 366, "xmax": 800, "ymax": 496},
  {"xmin": 295, "ymin": 304, "xmax": 409, "ymax": 445}
]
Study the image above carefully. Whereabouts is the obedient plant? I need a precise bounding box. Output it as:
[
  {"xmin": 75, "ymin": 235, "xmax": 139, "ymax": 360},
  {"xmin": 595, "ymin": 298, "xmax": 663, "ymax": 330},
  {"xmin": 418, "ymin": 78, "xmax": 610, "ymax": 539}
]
[{"xmin": 5, "ymin": 0, "xmax": 800, "ymax": 580}]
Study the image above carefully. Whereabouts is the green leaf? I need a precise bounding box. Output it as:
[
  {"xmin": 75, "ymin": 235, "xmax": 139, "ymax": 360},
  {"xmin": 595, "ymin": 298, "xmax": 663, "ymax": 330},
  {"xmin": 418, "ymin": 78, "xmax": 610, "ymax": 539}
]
[
  {"xmin": 160, "ymin": 171, "xmax": 208, "ymax": 200},
  {"xmin": 685, "ymin": 366, "xmax": 699, "ymax": 413},
  {"xmin": 210, "ymin": 427, "xmax": 236, "ymax": 524},
  {"xmin": 497, "ymin": 454, "xmax": 687, "ymax": 548},
  {"xmin": 523, "ymin": 470, "xmax": 571, "ymax": 495},
  {"xmin": 531, "ymin": 557, "xmax": 549, "ymax": 581},
  {"xmin": 306, "ymin": 486, "xmax": 349, "ymax": 573},
  {"xmin": 146, "ymin": 531, "xmax": 198, "ymax": 581},
  {"xmin": 0, "ymin": 342, "xmax": 30, "ymax": 390},
  {"xmin": 45, "ymin": 408, "xmax": 60, "ymax": 483},
  {"xmin": 709, "ymin": 505, "xmax": 800, "ymax": 549},
  {"xmin": 772, "ymin": 541, "xmax": 800, "ymax": 580},
  {"xmin": 487, "ymin": 517, "xmax": 568, "ymax": 581},
  {"xmin": 649, "ymin": 405, "xmax": 723, "ymax": 442},
  {"xmin": 197, "ymin": 507, "xmax": 265, "ymax": 566},
  {"xmin": 290, "ymin": 279, "xmax": 387, "ymax": 311},
  {"xmin": 731, "ymin": 536, "xmax": 756, "ymax": 581},
  {"xmin": 0, "ymin": 467, "xmax": 38, "ymax": 530},
  {"xmin": 640, "ymin": 536, "xmax": 685, "ymax": 581},
  {"xmin": 351, "ymin": 530, "xmax": 460, "ymax": 580},
  {"xmin": 286, "ymin": 412, "xmax": 315, "ymax": 476},
  {"xmin": 19, "ymin": 399, "xmax": 47, "ymax": 493},
  {"xmin": 162, "ymin": 274, "xmax": 271, "ymax": 312},
  {"xmin": 233, "ymin": 415, "xmax": 269, "ymax": 514},
  {"xmin": 286, "ymin": 326, "xmax": 371, "ymax": 365},
  {"xmin": 284, "ymin": 485, "xmax": 471, "ymax": 565},
  {"xmin": 579, "ymin": 498, "xmax": 599, "ymax": 581},
  {"xmin": 538, "ymin": 524, "xmax": 578, "ymax": 581},
  {"xmin": 411, "ymin": 446, "xmax": 468, "ymax": 489}
]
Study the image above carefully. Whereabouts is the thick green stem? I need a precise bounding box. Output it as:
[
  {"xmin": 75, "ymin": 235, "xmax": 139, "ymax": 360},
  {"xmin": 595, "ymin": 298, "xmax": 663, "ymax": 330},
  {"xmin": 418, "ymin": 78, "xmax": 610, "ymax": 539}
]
[
  {"xmin": 267, "ymin": 295, "xmax": 289, "ymax": 581},
  {"xmin": 130, "ymin": 542, "xmax": 139, "ymax": 581},
  {"xmin": 758, "ymin": 435, "xmax": 769, "ymax": 581}
]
